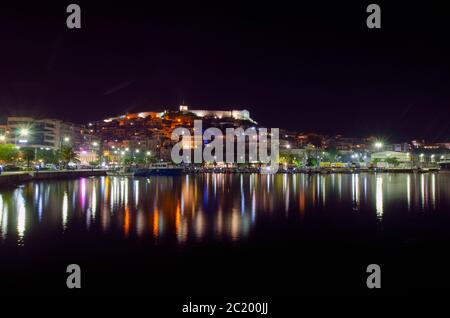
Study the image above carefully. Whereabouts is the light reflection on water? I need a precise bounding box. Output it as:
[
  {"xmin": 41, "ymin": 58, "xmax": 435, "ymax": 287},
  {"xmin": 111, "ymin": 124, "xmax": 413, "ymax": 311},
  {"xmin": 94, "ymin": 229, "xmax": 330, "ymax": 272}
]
[{"xmin": 0, "ymin": 172, "xmax": 449, "ymax": 246}]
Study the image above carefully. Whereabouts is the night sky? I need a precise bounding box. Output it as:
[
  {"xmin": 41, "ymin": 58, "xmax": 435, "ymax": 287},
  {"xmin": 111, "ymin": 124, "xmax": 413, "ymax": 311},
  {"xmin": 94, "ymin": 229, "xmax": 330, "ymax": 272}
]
[{"xmin": 0, "ymin": 1, "xmax": 449, "ymax": 142}]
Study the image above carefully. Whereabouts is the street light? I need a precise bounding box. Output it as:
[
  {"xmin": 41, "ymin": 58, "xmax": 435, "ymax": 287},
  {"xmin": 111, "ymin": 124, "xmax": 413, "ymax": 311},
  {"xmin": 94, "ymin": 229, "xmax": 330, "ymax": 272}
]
[
  {"xmin": 0, "ymin": 135, "xmax": 5, "ymax": 142},
  {"xmin": 19, "ymin": 128, "xmax": 29, "ymax": 137},
  {"xmin": 374, "ymin": 142, "xmax": 383, "ymax": 150},
  {"xmin": 64, "ymin": 137, "xmax": 70, "ymax": 142},
  {"xmin": 15, "ymin": 128, "xmax": 30, "ymax": 146}
]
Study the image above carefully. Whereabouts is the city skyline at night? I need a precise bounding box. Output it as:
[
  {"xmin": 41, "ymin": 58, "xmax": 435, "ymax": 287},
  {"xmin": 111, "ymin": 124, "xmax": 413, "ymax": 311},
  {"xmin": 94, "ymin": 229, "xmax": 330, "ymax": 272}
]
[{"xmin": 2, "ymin": 0, "xmax": 450, "ymax": 305}]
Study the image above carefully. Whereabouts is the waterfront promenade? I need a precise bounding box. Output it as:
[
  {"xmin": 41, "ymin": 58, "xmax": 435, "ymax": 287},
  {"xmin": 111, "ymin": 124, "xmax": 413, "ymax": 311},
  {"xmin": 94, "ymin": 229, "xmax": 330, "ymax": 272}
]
[{"xmin": 0, "ymin": 169, "xmax": 108, "ymax": 187}]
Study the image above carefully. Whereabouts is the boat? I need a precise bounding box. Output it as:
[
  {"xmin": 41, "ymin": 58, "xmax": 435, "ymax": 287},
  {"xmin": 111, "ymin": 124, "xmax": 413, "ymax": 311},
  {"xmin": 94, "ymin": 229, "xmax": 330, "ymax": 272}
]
[
  {"xmin": 439, "ymin": 161, "xmax": 450, "ymax": 171},
  {"xmin": 416, "ymin": 167, "xmax": 440, "ymax": 173},
  {"xmin": 134, "ymin": 163, "xmax": 184, "ymax": 177}
]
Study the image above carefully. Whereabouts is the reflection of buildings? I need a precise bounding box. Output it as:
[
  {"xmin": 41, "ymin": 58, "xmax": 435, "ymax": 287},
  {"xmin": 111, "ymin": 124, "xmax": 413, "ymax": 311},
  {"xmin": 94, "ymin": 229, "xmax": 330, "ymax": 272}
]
[{"xmin": 0, "ymin": 173, "xmax": 446, "ymax": 246}]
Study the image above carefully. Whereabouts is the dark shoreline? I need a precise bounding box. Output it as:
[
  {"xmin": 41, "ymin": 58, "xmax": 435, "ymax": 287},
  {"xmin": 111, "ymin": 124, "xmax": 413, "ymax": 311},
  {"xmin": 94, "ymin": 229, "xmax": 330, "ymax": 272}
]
[{"xmin": 0, "ymin": 170, "xmax": 107, "ymax": 188}]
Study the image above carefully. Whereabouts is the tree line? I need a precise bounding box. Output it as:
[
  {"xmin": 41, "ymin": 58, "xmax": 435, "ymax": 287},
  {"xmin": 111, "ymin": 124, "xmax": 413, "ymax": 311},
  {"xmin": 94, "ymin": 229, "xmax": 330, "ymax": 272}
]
[{"xmin": 0, "ymin": 144, "xmax": 80, "ymax": 169}]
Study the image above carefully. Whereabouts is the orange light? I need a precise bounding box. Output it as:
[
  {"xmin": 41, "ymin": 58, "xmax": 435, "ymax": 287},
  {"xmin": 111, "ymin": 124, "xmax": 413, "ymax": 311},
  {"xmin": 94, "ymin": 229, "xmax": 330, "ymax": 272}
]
[
  {"xmin": 124, "ymin": 206, "xmax": 130, "ymax": 237},
  {"xmin": 153, "ymin": 207, "xmax": 159, "ymax": 238}
]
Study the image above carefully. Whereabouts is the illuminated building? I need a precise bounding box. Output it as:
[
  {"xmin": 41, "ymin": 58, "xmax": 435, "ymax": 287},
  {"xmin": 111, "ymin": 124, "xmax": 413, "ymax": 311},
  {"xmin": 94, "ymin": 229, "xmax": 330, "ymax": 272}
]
[
  {"xmin": 179, "ymin": 105, "xmax": 255, "ymax": 123},
  {"xmin": 6, "ymin": 117, "xmax": 83, "ymax": 150}
]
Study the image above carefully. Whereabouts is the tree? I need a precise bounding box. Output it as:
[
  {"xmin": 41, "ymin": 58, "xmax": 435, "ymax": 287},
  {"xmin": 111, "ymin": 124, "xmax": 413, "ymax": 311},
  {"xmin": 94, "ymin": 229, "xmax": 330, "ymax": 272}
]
[
  {"xmin": 121, "ymin": 152, "xmax": 158, "ymax": 166},
  {"xmin": 59, "ymin": 146, "xmax": 80, "ymax": 168},
  {"xmin": 279, "ymin": 154, "xmax": 292, "ymax": 165},
  {"xmin": 0, "ymin": 144, "xmax": 20, "ymax": 163},
  {"xmin": 292, "ymin": 157, "xmax": 302, "ymax": 167},
  {"xmin": 122, "ymin": 155, "xmax": 135, "ymax": 166},
  {"xmin": 88, "ymin": 159, "xmax": 101, "ymax": 166},
  {"xmin": 306, "ymin": 157, "xmax": 318, "ymax": 167},
  {"xmin": 145, "ymin": 154, "xmax": 158, "ymax": 164},
  {"xmin": 385, "ymin": 157, "xmax": 400, "ymax": 167},
  {"xmin": 372, "ymin": 158, "xmax": 381, "ymax": 164},
  {"xmin": 323, "ymin": 147, "xmax": 340, "ymax": 162},
  {"xmin": 21, "ymin": 148, "xmax": 35, "ymax": 168},
  {"xmin": 36, "ymin": 149, "xmax": 59, "ymax": 164}
]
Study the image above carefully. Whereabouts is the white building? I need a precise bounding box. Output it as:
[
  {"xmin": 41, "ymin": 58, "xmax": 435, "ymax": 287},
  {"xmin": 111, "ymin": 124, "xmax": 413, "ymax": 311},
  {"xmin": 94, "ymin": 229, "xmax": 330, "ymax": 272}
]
[
  {"xmin": 371, "ymin": 151, "xmax": 411, "ymax": 162},
  {"xmin": 371, "ymin": 151, "xmax": 412, "ymax": 168},
  {"xmin": 6, "ymin": 117, "xmax": 80, "ymax": 149},
  {"xmin": 179, "ymin": 105, "xmax": 255, "ymax": 123},
  {"xmin": 78, "ymin": 150, "xmax": 98, "ymax": 166}
]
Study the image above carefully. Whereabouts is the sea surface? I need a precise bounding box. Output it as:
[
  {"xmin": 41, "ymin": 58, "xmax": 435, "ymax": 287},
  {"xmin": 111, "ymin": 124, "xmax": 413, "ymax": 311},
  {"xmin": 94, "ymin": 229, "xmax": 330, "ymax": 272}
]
[{"xmin": 1, "ymin": 172, "xmax": 450, "ymax": 290}]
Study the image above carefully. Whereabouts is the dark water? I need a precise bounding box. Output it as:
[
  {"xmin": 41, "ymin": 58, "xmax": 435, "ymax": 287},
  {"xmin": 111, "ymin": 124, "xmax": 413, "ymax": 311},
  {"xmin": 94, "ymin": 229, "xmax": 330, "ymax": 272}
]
[{"xmin": 1, "ymin": 173, "xmax": 450, "ymax": 291}]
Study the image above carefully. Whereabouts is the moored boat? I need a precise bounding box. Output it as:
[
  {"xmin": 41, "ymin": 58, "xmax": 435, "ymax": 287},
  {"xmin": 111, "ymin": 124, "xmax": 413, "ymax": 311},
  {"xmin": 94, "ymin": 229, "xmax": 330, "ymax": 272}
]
[
  {"xmin": 134, "ymin": 163, "xmax": 183, "ymax": 177},
  {"xmin": 439, "ymin": 161, "xmax": 450, "ymax": 171}
]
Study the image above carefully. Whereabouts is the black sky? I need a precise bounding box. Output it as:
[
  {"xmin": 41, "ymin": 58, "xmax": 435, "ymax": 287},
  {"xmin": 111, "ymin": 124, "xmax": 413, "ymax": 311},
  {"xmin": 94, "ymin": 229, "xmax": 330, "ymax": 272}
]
[{"xmin": 0, "ymin": 1, "xmax": 449, "ymax": 142}]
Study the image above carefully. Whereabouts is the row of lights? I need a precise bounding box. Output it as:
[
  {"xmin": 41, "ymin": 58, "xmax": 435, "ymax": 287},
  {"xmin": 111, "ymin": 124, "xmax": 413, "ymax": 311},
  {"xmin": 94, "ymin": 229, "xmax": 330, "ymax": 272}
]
[
  {"xmin": 111, "ymin": 148, "xmax": 152, "ymax": 156},
  {"xmin": 419, "ymin": 153, "xmax": 445, "ymax": 159}
]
